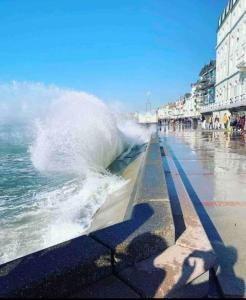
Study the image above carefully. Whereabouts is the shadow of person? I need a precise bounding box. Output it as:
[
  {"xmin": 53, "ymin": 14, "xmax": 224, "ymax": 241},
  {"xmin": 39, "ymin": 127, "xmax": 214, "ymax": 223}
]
[
  {"xmin": 165, "ymin": 249, "xmax": 216, "ymax": 298},
  {"xmin": 70, "ymin": 210, "xmax": 169, "ymax": 298},
  {"xmin": 213, "ymin": 245, "xmax": 245, "ymax": 297},
  {"xmin": 91, "ymin": 202, "xmax": 170, "ymax": 271},
  {"xmin": 117, "ymin": 232, "xmax": 167, "ymax": 298},
  {"xmin": 165, "ymin": 245, "xmax": 245, "ymax": 298},
  {"xmin": 118, "ymin": 236, "xmax": 217, "ymax": 298}
]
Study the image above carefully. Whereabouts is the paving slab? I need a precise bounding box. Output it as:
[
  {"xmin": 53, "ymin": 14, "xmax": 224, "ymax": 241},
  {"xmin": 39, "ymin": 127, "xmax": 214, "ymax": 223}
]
[
  {"xmin": 71, "ymin": 275, "xmax": 140, "ymax": 298},
  {"xmin": 176, "ymin": 159, "xmax": 215, "ymax": 174},
  {"xmin": 118, "ymin": 240, "xmax": 216, "ymax": 298},
  {"xmin": 0, "ymin": 235, "xmax": 112, "ymax": 298},
  {"xmin": 184, "ymin": 173, "xmax": 246, "ymax": 202},
  {"xmin": 165, "ymin": 271, "xmax": 210, "ymax": 298}
]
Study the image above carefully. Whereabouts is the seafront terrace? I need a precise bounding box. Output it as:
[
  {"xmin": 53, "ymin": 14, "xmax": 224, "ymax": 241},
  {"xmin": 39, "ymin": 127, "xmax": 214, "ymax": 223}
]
[{"xmin": 201, "ymin": 93, "xmax": 246, "ymax": 113}]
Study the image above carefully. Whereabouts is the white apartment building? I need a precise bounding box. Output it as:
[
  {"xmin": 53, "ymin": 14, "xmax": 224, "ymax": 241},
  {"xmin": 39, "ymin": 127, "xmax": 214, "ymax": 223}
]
[
  {"xmin": 183, "ymin": 96, "xmax": 196, "ymax": 117},
  {"xmin": 157, "ymin": 94, "xmax": 201, "ymax": 120},
  {"xmin": 185, "ymin": 87, "xmax": 201, "ymax": 118},
  {"xmin": 157, "ymin": 102, "xmax": 180, "ymax": 120},
  {"xmin": 215, "ymin": 0, "xmax": 246, "ymax": 113},
  {"xmin": 157, "ymin": 104, "xmax": 170, "ymax": 120}
]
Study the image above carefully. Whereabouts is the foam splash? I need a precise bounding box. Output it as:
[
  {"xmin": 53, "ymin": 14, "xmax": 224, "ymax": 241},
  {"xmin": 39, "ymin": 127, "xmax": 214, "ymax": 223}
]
[
  {"xmin": 0, "ymin": 81, "xmax": 153, "ymax": 264},
  {"xmin": 30, "ymin": 89, "xmax": 126, "ymax": 175}
]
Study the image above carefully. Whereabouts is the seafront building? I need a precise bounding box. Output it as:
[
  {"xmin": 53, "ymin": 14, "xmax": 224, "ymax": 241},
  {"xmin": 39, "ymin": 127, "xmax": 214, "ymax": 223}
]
[
  {"xmin": 139, "ymin": 0, "xmax": 246, "ymax": 126},
  {"xmin": 194, "ymin": 60, "xmax": 217, "ymax": 123},
  {"xmin": 138, "ymin": 110, "xmax": 158, "ymax": 124},
  {"xmin": 198, "ymin": 60, "xmax": 216, "ymax": 107},
  {"xmin": 158, "ymin": 99, "xmax": 185, "ymax": 121},
  {"xmin": 201, "ymin": 0, "xmax": 246, "ymax": 120},
  {"xmin": 156, "ymin": 60, "xmax": 216, "ymax": 123},
  {"xmin": 157, "ymin": 104, "xmax": 170, "ymax": 120}
]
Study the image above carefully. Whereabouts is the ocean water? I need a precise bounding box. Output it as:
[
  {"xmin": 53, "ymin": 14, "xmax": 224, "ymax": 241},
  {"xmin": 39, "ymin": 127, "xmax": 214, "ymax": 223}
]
[{"xmin": 0, "ymin": 82, "xmax": 153, "ymax": 264}]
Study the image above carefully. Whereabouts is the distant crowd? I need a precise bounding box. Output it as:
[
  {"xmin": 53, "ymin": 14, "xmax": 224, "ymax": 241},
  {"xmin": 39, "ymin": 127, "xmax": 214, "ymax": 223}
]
[
  {"xmin": 158, "ymin": 113, "xmax": 246, "ymax": 135},
  {"xmin": 202, "ymin": 113, "xmax": 245, "ymax": 134}
]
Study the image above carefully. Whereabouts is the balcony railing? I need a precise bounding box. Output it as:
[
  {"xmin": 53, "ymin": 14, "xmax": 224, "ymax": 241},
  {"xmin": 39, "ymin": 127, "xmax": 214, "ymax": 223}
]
[{"xmin": 200, "ymin": 94, "xmax": 246, "ymax": 113}]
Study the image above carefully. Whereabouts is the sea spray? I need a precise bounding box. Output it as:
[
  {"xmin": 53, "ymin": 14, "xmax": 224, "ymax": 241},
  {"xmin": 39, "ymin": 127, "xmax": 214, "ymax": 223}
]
[
  {"xmin": 30, "ymin": 89, "xmax": 126, "ymax": 175},
  {"xmin": 0, "ymin": 81, "xmax": 153, "ymax": 264}
]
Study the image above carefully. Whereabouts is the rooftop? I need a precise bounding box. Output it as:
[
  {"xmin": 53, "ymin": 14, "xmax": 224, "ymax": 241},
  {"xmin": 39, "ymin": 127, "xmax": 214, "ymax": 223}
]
[{"xmin": 217, "ymin": 0, "xmax": 240, "ymax": 31}]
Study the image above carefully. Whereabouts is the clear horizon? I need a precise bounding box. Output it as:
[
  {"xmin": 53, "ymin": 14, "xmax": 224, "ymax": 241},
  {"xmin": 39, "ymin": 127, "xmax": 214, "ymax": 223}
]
[{"xmin": 0, "ymin": 0, "xmax": 228, "ymax": 112}]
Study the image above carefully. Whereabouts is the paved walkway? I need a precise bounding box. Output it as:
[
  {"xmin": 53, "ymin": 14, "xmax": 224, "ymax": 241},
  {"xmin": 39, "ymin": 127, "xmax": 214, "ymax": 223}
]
[{"xmin": 159, "ymin": 128, "xmax": 246, "ymax": 297}]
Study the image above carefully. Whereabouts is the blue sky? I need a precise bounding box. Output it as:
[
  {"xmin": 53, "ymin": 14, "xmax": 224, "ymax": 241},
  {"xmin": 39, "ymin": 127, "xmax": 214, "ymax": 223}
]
[{"xmin": 0, "ymin": 0, "xmax": 228, "ymax": 111}]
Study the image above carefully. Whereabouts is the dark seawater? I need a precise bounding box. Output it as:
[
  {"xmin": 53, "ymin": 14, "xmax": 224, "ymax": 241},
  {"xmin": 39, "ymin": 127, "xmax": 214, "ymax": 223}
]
[{"xmin": 0, "ymin": 122, "xmax": 125, "ymax": 264}]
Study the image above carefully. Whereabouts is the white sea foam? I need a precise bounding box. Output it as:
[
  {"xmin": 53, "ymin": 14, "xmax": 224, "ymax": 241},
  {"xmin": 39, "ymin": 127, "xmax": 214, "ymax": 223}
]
[
  {"xmin": 0, "ymin": 81, "xmax": 153, "ymax": 264},
  {"xmin": 30, "ymin": 89, "xmax": 127, "ymax": 175}
]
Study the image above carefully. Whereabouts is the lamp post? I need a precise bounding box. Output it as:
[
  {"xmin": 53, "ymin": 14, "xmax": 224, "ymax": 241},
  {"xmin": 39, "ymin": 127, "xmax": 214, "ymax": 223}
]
[{"xmin": 146, "ymin": 91, "xmax": 151, "ymax": 113}]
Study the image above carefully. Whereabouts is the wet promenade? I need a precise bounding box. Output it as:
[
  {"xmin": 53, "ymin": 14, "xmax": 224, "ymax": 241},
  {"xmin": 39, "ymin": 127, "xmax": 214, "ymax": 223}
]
[{"xmin": 160, "ymin": 127, "xmax": 246, "ymax": 297}]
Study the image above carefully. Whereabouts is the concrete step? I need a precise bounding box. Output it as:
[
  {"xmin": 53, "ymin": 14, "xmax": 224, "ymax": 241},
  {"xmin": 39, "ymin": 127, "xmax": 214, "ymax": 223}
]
[
  {"xmin": 90, "ymin": 133, "xmax": 175, "ymax": 273},
  {"xmin": 0, "ymin": 235, "xmax": 112, "ymax": 298},
  {"xmin": 165, "ymin": 271, "xmax": 212, "ymax": 298}
]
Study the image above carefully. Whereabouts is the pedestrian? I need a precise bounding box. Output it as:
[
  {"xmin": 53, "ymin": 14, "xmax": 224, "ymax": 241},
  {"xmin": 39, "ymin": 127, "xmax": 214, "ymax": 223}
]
[
  {"xmin": 202, "ymin": 115, "xmax": 206, "ymax": 129},
  {"xmin": 214, "ymin": 115, "xmax": 219, "ymax": 129},
  {"xmin": 227, "ymin": 116, "xmax": 232, "ymax": 133},
  {"xmin": 230, "ymin": 115, "xmax": 236, "ymax": 131},
  {"xmin": 236, "ymin": 116, "xmax": 241, "ymax": 131},
  {"xmin": 223, "ymin": 113, "xmax": 229, "ymax": 130},
  {"xmin": 209, "ymin": 116, "xmax": 213, "ymax": 130},
  {"xmin": 239, "ymin": 114, "xmax": 245, "ymax": 134}
]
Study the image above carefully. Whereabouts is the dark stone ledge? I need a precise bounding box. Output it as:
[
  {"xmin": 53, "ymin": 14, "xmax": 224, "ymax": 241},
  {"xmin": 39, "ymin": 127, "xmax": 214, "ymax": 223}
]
[{"xmin": 0, "ymin": 235, "xmax": 111, "ymax": 298}]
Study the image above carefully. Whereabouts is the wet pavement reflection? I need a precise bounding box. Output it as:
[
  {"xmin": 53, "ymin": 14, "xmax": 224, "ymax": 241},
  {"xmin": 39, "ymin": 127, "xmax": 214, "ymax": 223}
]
[{"xmin": 159, "ymin": 126, "xmax": 246, "ymax": 297}]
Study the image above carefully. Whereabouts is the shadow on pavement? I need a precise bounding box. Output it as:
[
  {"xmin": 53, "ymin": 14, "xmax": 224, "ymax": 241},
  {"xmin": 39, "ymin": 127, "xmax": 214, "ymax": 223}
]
[{"xmin": 164, "ymin": 141, "xmax": 245, "ymax": 297}]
